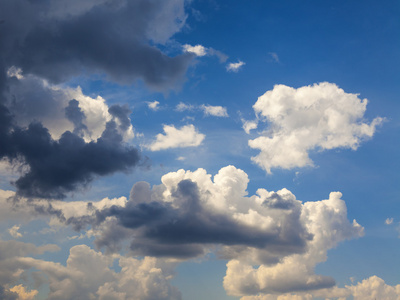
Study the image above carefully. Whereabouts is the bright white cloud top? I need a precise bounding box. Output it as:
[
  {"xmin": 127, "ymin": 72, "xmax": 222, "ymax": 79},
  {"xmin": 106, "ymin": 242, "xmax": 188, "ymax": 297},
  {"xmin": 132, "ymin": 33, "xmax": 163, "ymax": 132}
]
[
  {"xmin": 249, "ymin": 82, "xmax": 383, "ymax": 173},
  {"xmin": 183, "ymin": 44, "xmax": 208, "ymax": 56},
  {"xmin": 148, "ymin": 124, "xmax": 205, "ymax": 151}
]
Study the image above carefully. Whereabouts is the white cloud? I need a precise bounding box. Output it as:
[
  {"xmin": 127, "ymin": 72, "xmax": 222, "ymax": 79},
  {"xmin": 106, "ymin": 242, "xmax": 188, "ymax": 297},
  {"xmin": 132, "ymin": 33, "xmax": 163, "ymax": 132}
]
[
  {"xmin": 147, "ymin": 124, "xmax": 205, "ymax": 151},
  {"xmin": 242, "ymin": 119, "xmax": 258, "ymax": 134},
  {"xmin": 176, "ymin": 102, "xmax": 228, "ymax": 117},
  {"xmin": 8, "ymin": 225, "xmax": 22, "ymax": 239},
  {"xmin": 201, "ymin": 105, "xmax": 229, "ymax": 117},
  {"xmin": 183, "ymin": 44, "xmax": 208, "ymax": 56},
  {"xmin": 249, "ymin": 82, "xmax": 383, "ymax": 173},
  {"xmin": 227, "ymin": 60, "xmax": 245, "ymax": 72},
  {"xmin": 147, "ymin": 100, "xmax": 160, "ymax": 111},
  {"xmin": 385, "ymin": 218, "xmax": 394, "ymax": 225}
]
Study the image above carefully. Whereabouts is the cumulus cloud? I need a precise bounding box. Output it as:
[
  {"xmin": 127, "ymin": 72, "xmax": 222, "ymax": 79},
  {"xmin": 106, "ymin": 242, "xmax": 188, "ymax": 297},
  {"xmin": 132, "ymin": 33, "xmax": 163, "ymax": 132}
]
[
  {"xmin": 249, "ymin": 82, "xmax": 383, "ymax": 173},
  {"xmin": 223, "ymin": 191, "xmax": 364, "ymax": 296},
  {"xmin": 39, "ymin": 165, "xmax": 362, "ymax": 283},
  {"xmin": 227, "ymin": 60, "xmax": 245, "ymax": 72},
  {"xmin": 0, "ymin": 0, "xmax": 193, "ymax": 89},
  {"xmin": 0, "ymin": 238, "xmax": 180, "ymax": 300},
  {"xmin": 147, "ymin": 124, "xmax": 205, "ymax": 151}
]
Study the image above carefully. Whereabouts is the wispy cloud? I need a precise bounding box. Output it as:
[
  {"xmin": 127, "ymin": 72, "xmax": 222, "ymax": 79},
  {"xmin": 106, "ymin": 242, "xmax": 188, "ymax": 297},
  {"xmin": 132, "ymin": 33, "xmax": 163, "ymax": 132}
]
[{"xmin": 226, "ymin": 60, "xmax": 245, "ymax": 72}]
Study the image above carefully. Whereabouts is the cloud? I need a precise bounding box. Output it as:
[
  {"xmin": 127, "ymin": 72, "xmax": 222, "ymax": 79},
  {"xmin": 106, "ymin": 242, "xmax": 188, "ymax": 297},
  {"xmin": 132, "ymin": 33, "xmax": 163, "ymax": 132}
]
[
  {"xmin": 385, "ymin": 218, "xmax": 394, "ymax": 225},
  {"xmin": 147, "ymin": 101, "xmax": 160, "ymax": 111},
  {"xmin": 0, "ymin": 0, "xmax": 193, "ymax": 90},
  {"xmin": 0, "ymin": 238, "xmax": 180, "ymax": 300},
  {"xmin": 176, "ymin": 102, "xmax": 229, "ymax": 117},
  {"xmin": 0, "ymin": 67, "xmax": 141, "ymax": 199},
  {"xmin": 223, "ymin": 191, "xmax": 364, "ymax": 296},
  {"xmin": 41, "ymin": 165, "xmax": 362, "ymax": 283},
  {"xmin": 147, "ymin": 124, "xmax": 205, "ymax": 151},
  {"xmin": 249, "ymin": 82, "xmax": 384, "ymax": 173},
  {"xmin": 201, "ymin": 105, "xmax": 229, "ymax": 117},
  {"xmin": 239, "ymin": 276, "xmax": 400, "ymax": 300},
  {"xmin": 183, "ymin": 44, "xmax": 208, "ymax": 57},
  {"xmin": 8, "ymin": 225, "xmax": 22, "ymax": 239},
  {"xmin": 242, "ymin": 120, "xmax": 258, "ymax": 134},
  {"xmin": 227, "ymin": 60, "xmax": 245, "ymax": 72},
  {"xmin": 183, "ymin": 44, "xmax": 228, "ymax": 63}
]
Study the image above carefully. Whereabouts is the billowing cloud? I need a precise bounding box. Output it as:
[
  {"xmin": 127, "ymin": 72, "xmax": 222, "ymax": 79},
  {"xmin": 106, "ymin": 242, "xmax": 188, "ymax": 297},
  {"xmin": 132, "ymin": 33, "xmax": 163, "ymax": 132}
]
[
  {"xmin": 0, "ymin": 238, "xmax": 180, "ymax": 300},
  {"xmin": 227, "ymin": 60, "xmax": 245, "ymax": 72},
  {"xmin": 147, "ymin": 124, "xmax": 205, "ymax": 151},
  {"xmin": 249, "ymin": 82, "xmax": 383, "ymax": 173},
  {"xmin": 223, "ymin": 191, "xmax": 363, "ymax": 296},
  {"xmin": 239, "ymin": 275, "xmax": 400, "ymax": 300},
  {"xmin": 39, "ymin": 165, "xmax": 362, "ymax": 280},
  {"xmin": 0, "ymin": 0, "xmax": 193, "ymax": 89}
]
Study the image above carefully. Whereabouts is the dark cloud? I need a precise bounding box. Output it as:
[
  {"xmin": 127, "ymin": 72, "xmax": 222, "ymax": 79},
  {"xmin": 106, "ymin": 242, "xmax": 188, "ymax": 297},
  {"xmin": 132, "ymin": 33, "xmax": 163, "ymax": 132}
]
[
  {"xmin": 6, "ymin": 122, "xmax": 140, "ymax": 199},
  {"xmin": 0, "ymin": 286, "xmax": 18, "ymax": 300},
  {"xmin": 0, "ymin": 0, "xmax": 194, "ymax": 89},
  {"xmin": 65, "ymin": 99, "xmax": 88, "ymax": 136},
  {"xmin": 66, "ymin": 180, "xmax": 312, "ymax": 258}
]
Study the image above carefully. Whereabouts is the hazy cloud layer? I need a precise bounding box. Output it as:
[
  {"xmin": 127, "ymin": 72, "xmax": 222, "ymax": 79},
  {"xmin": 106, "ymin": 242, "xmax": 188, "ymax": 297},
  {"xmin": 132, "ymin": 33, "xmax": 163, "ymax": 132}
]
[
  {"xmin": 148, "ymin": 124, "xmax": 205, "ymax": 151},
  {"xmin": 248, "ymin": 82, "xmax": 383, "ymax": 173}
]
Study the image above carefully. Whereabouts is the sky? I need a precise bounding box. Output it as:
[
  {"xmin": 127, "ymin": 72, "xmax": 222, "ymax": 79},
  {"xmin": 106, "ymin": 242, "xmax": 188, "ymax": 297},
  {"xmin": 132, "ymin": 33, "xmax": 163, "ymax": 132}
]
[{"xmin": 0, "ymin": 0, "xmax": 399, "ymax": 299}]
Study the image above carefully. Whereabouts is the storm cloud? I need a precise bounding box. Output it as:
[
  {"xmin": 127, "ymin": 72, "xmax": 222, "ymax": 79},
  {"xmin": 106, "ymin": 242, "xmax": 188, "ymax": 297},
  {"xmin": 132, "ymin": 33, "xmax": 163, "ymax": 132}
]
[
  {"xmin": 0, "ymin": 0, "xmax": 194, "ymax": 89},
  {"xmin": 0, "ymin": 0, "xmax": 198, "ymax": 198}
]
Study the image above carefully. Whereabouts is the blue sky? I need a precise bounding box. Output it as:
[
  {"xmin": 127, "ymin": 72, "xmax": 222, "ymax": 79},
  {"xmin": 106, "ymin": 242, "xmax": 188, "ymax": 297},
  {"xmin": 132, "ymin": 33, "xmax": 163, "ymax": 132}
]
[{"xmin": 0, "ymin": 1, "xmax": 399, "ymax": 299}]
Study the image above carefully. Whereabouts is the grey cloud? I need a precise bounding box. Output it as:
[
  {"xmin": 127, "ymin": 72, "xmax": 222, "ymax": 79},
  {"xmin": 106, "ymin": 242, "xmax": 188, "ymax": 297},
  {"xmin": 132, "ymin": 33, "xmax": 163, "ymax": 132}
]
[
  {"xmin": 65, "ymin": 99, "xmax": 88, "ymax": 136},
  {"xmin": 66, "ymin": 179, "xmax": 311, "ymax": 259},
  {"xmin": 1, "ymin": 116, "xmax": 141, "ymax": 199},
  {"xmin": 0, "ymin": 286, "xmax": 18, "ymax": 300},
  {"xmin": 0, "ymin": 0, "xmax": 194, "ymax": 89}
]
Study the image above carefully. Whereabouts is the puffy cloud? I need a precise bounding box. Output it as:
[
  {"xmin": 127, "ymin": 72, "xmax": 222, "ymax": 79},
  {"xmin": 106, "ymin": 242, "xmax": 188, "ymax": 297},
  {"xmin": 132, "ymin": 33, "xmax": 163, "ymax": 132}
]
[
  {"xmin": 227, "ymin": 60, "xmax": 245, "ymax": 72},
  {"xmin": 201, "ymin": 105, "xmax": 229, "ymax": 117},
  {"xmin": 148, "ymin": 124, "xmax": 205, "ymax": 151},
  {"xmin": 249, "ymin": 82, "xmax": 383, "ymax": 173},
  {"xmin": 348, "ymin": 276, "xmax": 400, "ymax": 300},
  {"xmin": 5, "ymin": 72, "xmax": 135, "ymax": 142},
  {"xmin": 223, "ymin": 192, "xmax": 364, "ymax": 296},
  {"xmin": 0, "ymin": 0, "xmax": 193, "ymax": 89}
]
